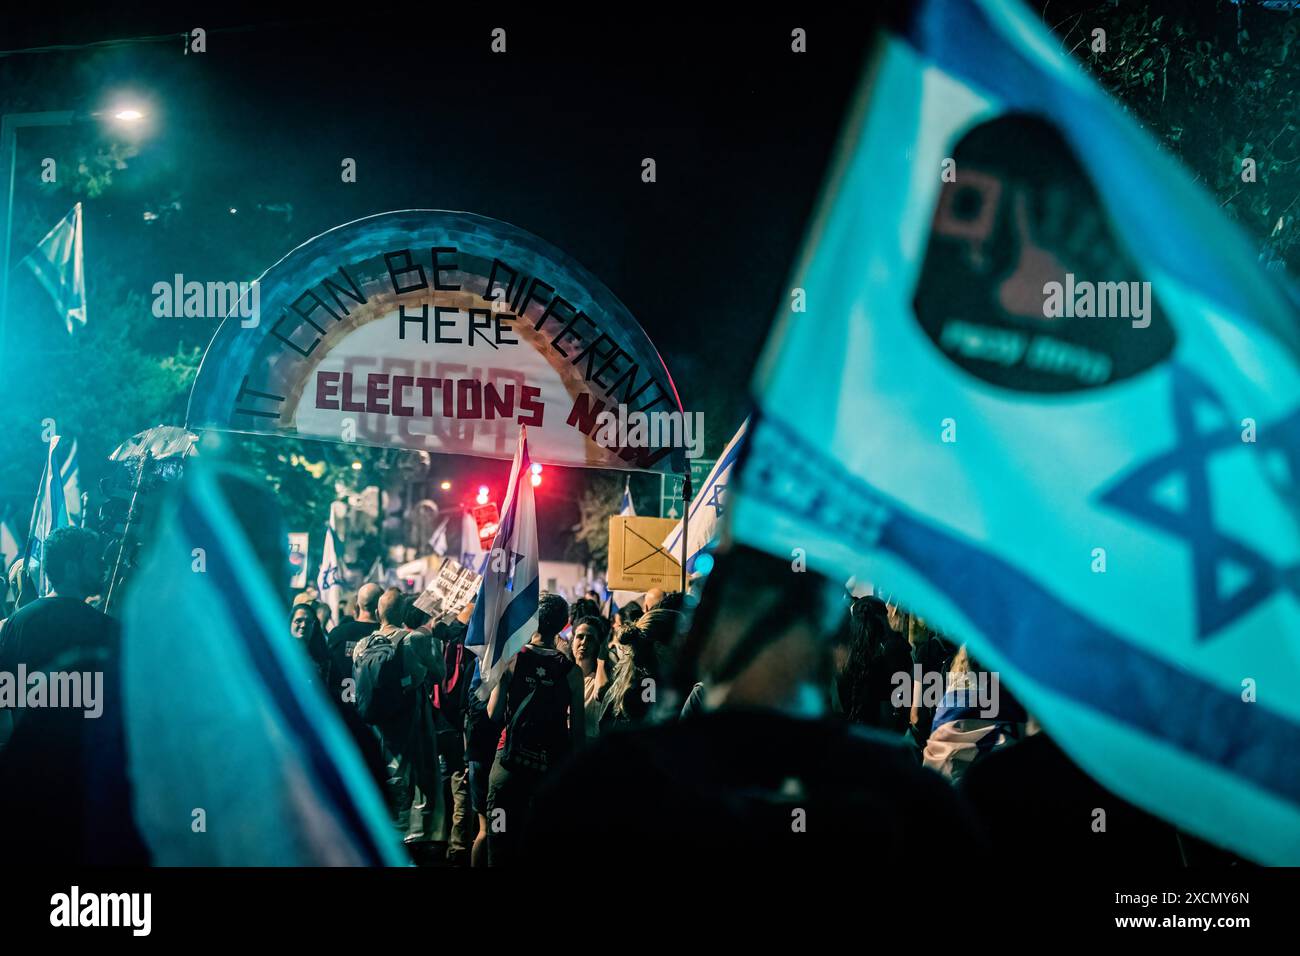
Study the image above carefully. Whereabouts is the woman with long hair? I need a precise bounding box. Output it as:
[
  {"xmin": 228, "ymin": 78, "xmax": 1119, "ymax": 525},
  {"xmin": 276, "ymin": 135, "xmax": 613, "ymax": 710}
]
[{"xmin": 597, "ymin": 608, "xmax": 678, "ymax": 733}]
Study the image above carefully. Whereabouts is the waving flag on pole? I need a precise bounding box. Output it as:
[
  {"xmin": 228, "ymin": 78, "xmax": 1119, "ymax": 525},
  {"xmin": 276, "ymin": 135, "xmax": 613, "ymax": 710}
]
[
  {"xmin": 460, "ymin": 508, "xmax": 486, "ymax": 572},
  {"xmin": 619, "ymin": 478, "xmax": 636, "ymax": 517},
  {"xmin": 726, "ymin": 0, "xmax": 1300, "ymax": 863},
  {"xmin": 17, "ymin": 203, "xmax": 86, "ymax": 335},
  {"xmin": 662, "ymin": 419, "xmax": 747, "ymax": 573},
  {"xmin": 429, "ymin": 516, "xmax": 450, "ymax": 557},
  {"xmin": 59, "ymin": 437, "xmax": 82, "ymax": 526},
  {"xmin": 465, "ymin": 426, "xmax": 540, "ymax": 700},
  {"xmin": 317, "ymin": 509, "xmax": 346, "ymax": 627},
  {"xmin": 23, "ymin": 435, "xmax": 71, "ymax": 596},
  {"xmin": 122, "ymin": 464, "xmax": 404, "ymax": 865}
]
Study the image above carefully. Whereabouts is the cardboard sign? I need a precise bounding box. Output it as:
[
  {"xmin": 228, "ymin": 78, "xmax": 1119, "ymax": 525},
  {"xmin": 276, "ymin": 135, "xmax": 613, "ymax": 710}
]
[
  {"xmin": 606, "ymin": 516, "xmax": 681, "ymax": 591},
  {"xmin": 414, "ymin": 556, "xmax": 482, "ymax": 617}
]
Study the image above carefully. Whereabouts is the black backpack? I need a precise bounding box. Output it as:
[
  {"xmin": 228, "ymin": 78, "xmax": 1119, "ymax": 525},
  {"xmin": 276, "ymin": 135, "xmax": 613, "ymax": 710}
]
[
  {"xmin": 432, "ymin": 622, "xmax": 475, "ymax": 726},
  {"xmin": 353, "ymin": 631, "xmax": 410, "ymax": 725},
  {"xmin": 499, "ymin": 646, "xmax": 573, "ymax": 773}
]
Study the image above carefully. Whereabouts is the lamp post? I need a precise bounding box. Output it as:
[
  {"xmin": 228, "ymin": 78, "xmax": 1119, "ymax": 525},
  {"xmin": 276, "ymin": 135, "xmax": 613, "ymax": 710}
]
[
  {"xmin": 0, "ymin": 111, "xmax": 74, "ymax": 371},
  {"xmin": 0, "ymin": 107, "xmax": 146, "ymax": 370}
]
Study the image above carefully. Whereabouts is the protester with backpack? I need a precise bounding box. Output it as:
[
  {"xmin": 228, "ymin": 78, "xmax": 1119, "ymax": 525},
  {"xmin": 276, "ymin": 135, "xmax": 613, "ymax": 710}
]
[
  {"xmin": 352, "ymin": 588, "xmax": 446, "ymax": 864},
  {"xmin": 484, "ymin": 592, "xmax": 584, "ymax": 866}
]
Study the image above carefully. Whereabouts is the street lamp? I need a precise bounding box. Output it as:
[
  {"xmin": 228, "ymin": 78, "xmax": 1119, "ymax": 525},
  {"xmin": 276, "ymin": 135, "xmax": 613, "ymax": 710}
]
[{"xmin": 0, "ymin": 103, "xmax": 148, "ymax": 369}]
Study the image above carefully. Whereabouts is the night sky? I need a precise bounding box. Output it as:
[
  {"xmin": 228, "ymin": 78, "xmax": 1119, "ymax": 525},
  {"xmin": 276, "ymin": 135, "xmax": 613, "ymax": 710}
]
[
  {"xmin": 1, "ymin": 14, "xmax": 873, "ymax": 546},
  {"xmin": 2, "ymin": 14, "xmax": 871, "ymax": 434}
]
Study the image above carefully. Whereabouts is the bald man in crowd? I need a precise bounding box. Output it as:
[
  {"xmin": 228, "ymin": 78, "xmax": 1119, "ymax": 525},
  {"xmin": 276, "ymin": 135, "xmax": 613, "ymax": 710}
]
[{"xmin": 327, "ymin": 582, "xmax": 383, "ymax": 690}]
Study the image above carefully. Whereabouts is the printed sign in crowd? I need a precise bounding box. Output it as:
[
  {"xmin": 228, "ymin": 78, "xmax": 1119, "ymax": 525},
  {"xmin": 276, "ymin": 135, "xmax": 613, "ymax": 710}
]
[{"xmin": 413, "ymin": 556, "xmax": 482, "ymax": 617}]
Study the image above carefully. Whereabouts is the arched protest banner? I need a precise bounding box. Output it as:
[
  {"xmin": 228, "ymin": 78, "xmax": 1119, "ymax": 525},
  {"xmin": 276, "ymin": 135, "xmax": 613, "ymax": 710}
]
[{"xmin": 187, "ymin": 210, "xmax": 683, "ymax": 471}]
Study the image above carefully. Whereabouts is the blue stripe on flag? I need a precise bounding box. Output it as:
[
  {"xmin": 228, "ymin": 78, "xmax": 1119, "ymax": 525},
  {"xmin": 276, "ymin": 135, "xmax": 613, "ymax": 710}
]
[
  {"xmin": 176, "ymin": 492, "xmax": 392, "ymax": 866},
  {"xmin": 742, "ymin": 411, "xmax": 1300, "ymax": 810}
]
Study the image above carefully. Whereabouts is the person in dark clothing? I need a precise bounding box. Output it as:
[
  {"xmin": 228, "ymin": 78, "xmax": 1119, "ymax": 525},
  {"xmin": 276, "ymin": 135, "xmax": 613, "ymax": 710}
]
[
  {"xmin": 524, "ymin": 709, "xmax": 988, "ymax": 867},
  {"xmin": 353, "ymin": 588, "xmax": 445, "ymax": 862},
  {"xmin": 431, "ymin": 607, "xmax": 477, "ymax": 866},
  {"xmin": 318, "ymin": 582, "xmax": 388, "ymax": 791},
  {"xmin": 327, "ymin": 582, "xmax": 383, "ymax": 702},
  {"xmin": 485, "ymin": 591, "xmax": 584, "ymax": 866},
  {"xmin": 464, "ymin": 675, "xmax": 500, "ymax": 868},
  {"xmin": 836, "ymin": 596, "xmax": 912, "ymax": 733},
  {"xmin": 957, "ymin": 728, "xmax": 1184, "ymax": 865},
  {"xmin": 0, "ymin": 526, "xmax": 150, "ymax": 864}
]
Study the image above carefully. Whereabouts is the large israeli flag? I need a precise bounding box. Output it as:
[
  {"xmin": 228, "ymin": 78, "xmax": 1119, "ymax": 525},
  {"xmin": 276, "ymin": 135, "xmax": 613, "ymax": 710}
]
[
  {"xmin": 466, "ymin": 426, "xmax": 540, "ymax": 700},
  {"xmin": 662, "ymin": 419, "xmax": 747, "ymax": 573},
  {"xmin": 23, "ymin": 435, "xmax": 71, "ymax": 596},
  {"xmin": 619, "ymin": 478, "xmax": 636, "ymax": 517},
  {"xmin": 727, "ymin": 0, "xmax": 1300, "ymax": 863},
  {"xmin": 121, "ymin": 463, "xmax": 405, "ymax": 865}
]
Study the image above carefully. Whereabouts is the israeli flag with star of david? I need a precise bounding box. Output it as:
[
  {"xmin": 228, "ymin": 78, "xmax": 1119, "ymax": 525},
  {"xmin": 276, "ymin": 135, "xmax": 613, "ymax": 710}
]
[
  {"xmin": 727, "ymin": 0, "xmax": 1300, "ymax": 863},
  {"xmin": 466, "ymin": 426, "xmax": 540, "ymax": 701},
  {"xmin": 316, "ymin": 514, "xmax": 346, "ymax": 628}
]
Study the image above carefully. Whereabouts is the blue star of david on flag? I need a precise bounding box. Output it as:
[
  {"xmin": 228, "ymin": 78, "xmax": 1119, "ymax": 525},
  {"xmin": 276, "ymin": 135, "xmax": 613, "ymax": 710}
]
[
  {"xmin": 707, "ymin": 482, "xmax": 727, "ymax": 518},
  {"xmin": 488, "ymin": 549, "xmax": 525, "ymax": 592},
  {"xmin": 318, "ymin": 564, "xmax": 342, "ymax": 591},
  {"xmin": 1099, "ymin": 364, "xmax": 1300, "ymax": 640}
]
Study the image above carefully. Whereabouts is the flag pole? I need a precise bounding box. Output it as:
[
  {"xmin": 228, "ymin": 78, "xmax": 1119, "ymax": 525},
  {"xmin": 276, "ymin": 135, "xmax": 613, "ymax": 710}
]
[
  {"xmin": 104, "ymin": 448, "xmax": 150, "ymax": 614},
  {"xmin": 680, "ymin": 471, "xmax": 691, "ymax": 593}
]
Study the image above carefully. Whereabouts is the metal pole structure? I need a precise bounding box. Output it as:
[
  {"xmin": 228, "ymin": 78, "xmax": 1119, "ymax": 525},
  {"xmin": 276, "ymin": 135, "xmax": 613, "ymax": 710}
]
[
  {"xmin": 679, "ymin": 471, "xmax": 692, "ymax": 594},
  {"xmin": 103, "ymin": 448, "xmax": 150, "ymax": 615},
  {"xmin": 0, "ymin": 111, "xmax": 76, "ymax": 374}
]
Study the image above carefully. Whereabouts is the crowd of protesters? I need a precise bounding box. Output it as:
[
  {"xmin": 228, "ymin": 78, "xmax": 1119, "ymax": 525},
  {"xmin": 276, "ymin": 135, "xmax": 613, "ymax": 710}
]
[{"xmin": 0, "ymin": 527, "xmax": 1239, "ymax": 867}]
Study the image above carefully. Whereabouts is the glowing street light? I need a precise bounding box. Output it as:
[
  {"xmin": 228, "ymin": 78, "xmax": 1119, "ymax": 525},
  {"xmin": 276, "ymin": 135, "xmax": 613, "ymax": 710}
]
[
  {"xmin": 530, "ymin": 463, "xmax": 543, "ymax": 487},
  {"xmin": 113, "ymin": 109, "xmax": 145, "ymax": 122},
  {"xmin": 439, "ymin": 480, "xmax": 452, "ymax": 491},
  {"xmin": 476, "ymin": 485, "xmax": 490, "ymax": 506}
]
